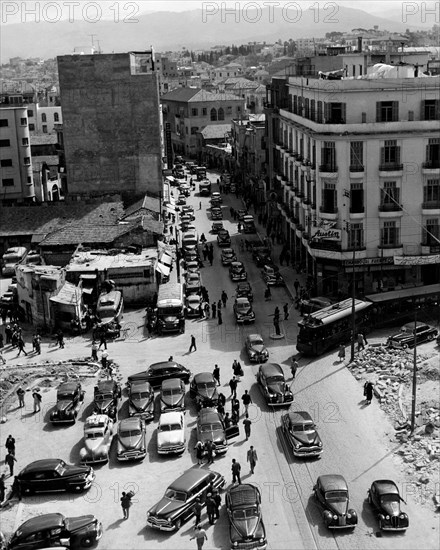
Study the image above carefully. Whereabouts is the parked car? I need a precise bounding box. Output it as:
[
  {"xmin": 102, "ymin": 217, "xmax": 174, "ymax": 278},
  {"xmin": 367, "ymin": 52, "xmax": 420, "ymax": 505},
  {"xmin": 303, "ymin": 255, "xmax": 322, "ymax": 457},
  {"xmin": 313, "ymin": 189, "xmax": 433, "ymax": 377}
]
[
  {"xmin": 256, "ymin": 363, "xmax": 293, "ymax": 407},
  {"xmin": 211, "ymin": 222, "xmax": 224, "ymax": 234},
  {"xmin": 50, "ymin": 381, "xmax": 85, "ymax": 424},
  {"xmin": 387, "ymin": 322, "xmax": 438, "ymax": 349},
  {"xmin": 237, "ymin": 209, "xmax": 247, "ymax": 221},
  {"xmin": 217, "ymin": 229, "xmax": 231, "ymax": 247},
  {"xmin": 179, "ymin": 183, "xmax": 191, "ymax": 197},
  {"xmin": 185, "ymin": 272, "xmax": 202, "ymax": 295},
  {"xmin": 176, "ymin": 195, "xmax": 186, "ymax": 205},
  {"xmin": 300, "ymin": 296, "xmax": 334, "ymax": 315},
  {"xmin": 226, "ymin": 484, "xmax": 267, "ymax": 550},
  {"xmin": 234, "ymin": 297, "xmax": 255, "ymax": 324},
  {"xmin": 128, "ymin": 361, "xmax": 191, "ymax": 389},
  {"xmin": 185, "ymin": 294, "xmax": 203, "ymax": 318},
  {"xmin": 211, "ymin": 207, "xmax": 223, "ymax": 220},
  {"xmin": 210, "ymin": 197, "xmax": 222, "ymax": 208},
  {"xmin": 128, "ymin": 380, "xmax": 154, "ymax": 420},
  {"xmin": 261, "ymin": 265, "xmax": 285, "ymax": 286},
  {"xmin": 183, "ymin": 250, "xmax": 200, "ymax": 265},
  {"xmin": 160, "ymin": 378, "xmax": 186, "ymax": 412},
  {"xmin": 184, "ymin": 260, "xmax": 200, "ymax": 273},
  {"xmin": 79, "ymin": 414, "xmax": 114, "ymax": 465},
  {"xmin": 146, "ymin": 468, "xmax": 225, "ymax": 531},
  {"xmin": 221, "ymin": 248, "xmax": 237, "ymax": 266},
  {"xmin": 93, "ymin": 379, "xmax": 121, "ymax": 421},
  {"xmin": 253, "ymin": 248, "xmax": 273, "ymax": 267},
  {"xmin": 281, "ymin": 411, "xmax": 323, "ymax": 457},
  {"xmin": 7, "ymin": 513, "xmax": 102, "ymax": 550},
  {"xmin": 211, "ymin": 191, "xmax": 222, "ymax": 203},
  {"xmin": 17, "ymin": 459, "xmax": 95, "ymax": 495},
  {"xmin": 117, "ymin": 417, "xmax": 147, "ymax": 461},
  {"xmin": 190, "ymin": 372, "xmax": 219, "ymax": 409},
  {"xmin": 245, "ymin": 333, "xmax": 269, "ymax": 362},
  {"xmin": 313, "ymin": 474, "xmax": 358, "ymax": 529},
  {"xmin": 236, "ymin": 281, "xmax": 253, "ymax": 302},
  {"xmin": 367, "ymin": 479, "xmax": 409, "ymax": 531},
  {"xmin": 196, "ymin": 408, "xmax": 239, "ymax": 454},
  {"xmin": 157, "ymin": 411, "xmax": 186, "ymax": 455},
  {"xmin": 229, "ymin": 261, "xmax": 247, "ymax": 282}
]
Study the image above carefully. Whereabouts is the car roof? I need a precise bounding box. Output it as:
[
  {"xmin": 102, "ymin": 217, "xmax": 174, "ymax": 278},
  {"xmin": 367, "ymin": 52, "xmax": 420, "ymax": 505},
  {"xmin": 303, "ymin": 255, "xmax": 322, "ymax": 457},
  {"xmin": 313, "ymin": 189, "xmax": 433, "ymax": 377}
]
[
  {"xmin": 20, "ymin": 459, "xmax": 63, "ymax": 474},
  {"xmin": 169, "ymin": 468, "xmax": 216, "ymax": 493},
  {"xmin": 159, "ymin": 411, "xmax": 183, "ymax": 425},
  {"xmin": 57, "ymin": 381, "xmax": 79, "ymax": 392},
  {"xmin": 218, "ymin": 229, "xmax": 229, "ymax": 234},
  {"xmin": 260, "ymin": 363, "xmax": 283, "ymax": 377},
  {"xmin": 198, "ymin": 407, "xmax": 221, "ymax": 424},
  {"xmin": 119, "ymin": 417, "xmax": 142, "ymax": 430},
  {"xmin": 15, "ymin": 513, "xmax": 65, "ymax": 536},
  {"xmin": 231, "ymin": 261, "xmax": 243, "ymax": 267},
  {"xmin": 161, "ymin": 378, "xmax": 184, "ymax": 390},
  {"xmin": 85, "ymin": 414, "xmax": 109, "ymax": 427},
  {"xmin": 247, "ymin": 333, "xmax": 263, "ymax": 341},
  {"xmin": 372, "ymin": 480, "xmax": 400, "ymax": 495},
  {"xmin": 402, "ymin": 321, "xmax": 429, "ymax": 330},
  {"xmin": 285, "ymin": 411, "xmax": 313, "ymax": 424},
  {"xmin": 149, "ymin": 361, "xmax": 182, "ymax": 371},
  {"xmin": 237, "ymin": 282, "xmax": 251, "ymax": 288},
  {"xmin": 194, "ymin": 372, "xmax": 215, "ymax": 383},
  {"xmin": 222, "ymin": 248, "xmax": 234, "ymax": 253},
  {"xmin": 318, "ymin": 474, "xmax": 348, "ymax": 491},
  {"xmin": 129, "ymin": 380, "xmax": 151, "ymax": 391},
  {"xmin": 236, "ymin": 297, "xmax": 250, "ymax": 304},
  {"xmin": 228, "ymin": 483, "xmax": 259, "ymax": 507},
  {"xmin": 96, "ymin": 379, "xmax": 116, "ymax": 391},
  {"xmin": 187, "ymin": 294, "xmax": 201, "ymax": 301}
]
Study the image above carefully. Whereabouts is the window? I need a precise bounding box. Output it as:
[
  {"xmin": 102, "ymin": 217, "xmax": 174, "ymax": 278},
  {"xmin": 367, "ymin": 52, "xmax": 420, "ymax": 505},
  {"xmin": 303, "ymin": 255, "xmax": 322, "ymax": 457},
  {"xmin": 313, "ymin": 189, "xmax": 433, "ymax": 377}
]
[
  {"xmin": 20, "ymin": 117, "xmax": 27, "ymax": 126},
  {"xmin": 408, "ymin": 111, "xmax": 414, "ymax": 121},
  {"xmin": 326, "ymin": 102, "xmax": 346, "ymax": 124},
  {"xmin": 226, "ymin": 105, "xmax": 232, "ymax": 114},
  {"xmin": 425, "ymin": 138, "xmax": 440, "ymax": 168},
  {"xmin": 0, "ymin": 119, "xmax": 8, "ymax": 127},
  {"xmin": 350, "ymin": 182, "xmax": 364, "ymax": 213},
  {"xmin": 54, "ymin": 112, "xmax": 59, "ymax": 122},
  {"xmin": 202, "ymin": 108, "xmax": 207, "ymax": 116},
  {"xmin": 348, "ymin": 222, "xmax": 364, "ymax": 249},
  {"xmin": 350, "ymin": 141, "xmax": 363, "ymax": 170},
  {"xmin": 380, "ymin": 140, "xmax": 401, "ymax": 169},
  {"xmin": 218, "ymin": 107, "xmax": 225, "ymax": 121},
  {"xmin": 210, "ymin": 108, "xmax": 217, "ymax": 121},
  {"xmin": 27, "ymin": 176, "xmax": 32, "ymax": 183},
  {"xmin": 304, "ymin": 98, "xmax": 310, "ymax": 119},
  {"xmin": 0, "ymin": 139, "xmax": 11, "ymax": 147},
  {"xmin": 376, "ymin": 101, "xmax": 398, "ymax": 122},
  {"xmin": 421, "ymin": 99, "xmax": 439, "ymax": 121},
  {"xmin": 423, "ymin": 179, "xmax": 440, "ymax": 205},
  {"xmin": 321, "ymin": 182, "xmax": 337, "ymax": 213},
  {"xmin": 236, "ymin": 106, "xmax": 241, "ymax": 114},
  {"xmin": 42, "ymin": 125, "xmax": 47, "ymax": 133},
  {"xmin": 310, "ymin": 100, "xmax": 316, "ymax": 121},
  {"xmin": 27, "ymin": 109, "xmax": 34, "ymax": 117},
  {"xmin": 317, "ymin": 101, "xmax": 323, "ymax": 123},
  {"xmin": 24, "ymin": 157, "xmax": 31, "ymax": 165},
  {"xmin": 191, "ymin": 108, "xmax": 198, "ymax": 117},
  {"xmin": 22, "ymin": 137, "xmax": 29, "ymax": 146},
  {"xmin": 321, "ymin": 141, "xmax": 336, "ymax": 171},
  {"xmin": 293, "ymin": 96, "xmax": 298, "ymax": 115},
  {"xmin": 423, "ymin": 219, "xmax": 440, "ymax": 246},
  {"xmin": 0, "ymin": 159, "xmax": 12, "ymax": 167},
  {"xmin": 41, "ymin": 113, "xmax": 47, "ymax": 123},
  {"xmin": 190, "ymin": 127, "xmax": 199, "ymax": 135},
  {"xmin": 380, "ymin": 181, "xmax": 400, "ymax": 210},
  {"xmin": 361, "ymin": 112, "xmax": 366, "ymax": 123},
  {"xmin": 2, "ymin": 178, "xmax": 14, "ymax": 187},
  {"xmin": 29, "ymin": 123, "xmax": 35, "ymax": 131},
  {"xmin": 381, "ymin": 220, "xmax": 400, "ymax": 247}
]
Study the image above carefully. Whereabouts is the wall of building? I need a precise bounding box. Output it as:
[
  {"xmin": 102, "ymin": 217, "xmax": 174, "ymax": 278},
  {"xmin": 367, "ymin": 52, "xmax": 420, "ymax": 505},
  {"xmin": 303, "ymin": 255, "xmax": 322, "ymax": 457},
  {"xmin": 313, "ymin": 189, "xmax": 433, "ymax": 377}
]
[{"xmin": 58, "ymin": 52, "xmax": 162, "ymax": 199}]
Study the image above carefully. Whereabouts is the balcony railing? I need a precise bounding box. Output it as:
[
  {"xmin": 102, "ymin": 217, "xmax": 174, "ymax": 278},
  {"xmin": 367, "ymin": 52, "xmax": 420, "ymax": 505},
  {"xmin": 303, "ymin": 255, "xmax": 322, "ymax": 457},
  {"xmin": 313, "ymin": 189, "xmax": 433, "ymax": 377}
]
[
  {"xmin": 350, "ymin": 206, "xmax": 365, "ymax": 213},
  {"xmin": 320, "ymin": 206, "xmax": 338, "ymax": 214},
  {"xmin": 349, "ymin": 165, "xmax": 364, "ymax": 172},
  {"xmin": 319, "ymin": 164, "xmax": 338, "ymax": 173},
  {"xmin": 378, "ymin": 203, "xmax": 402, "ymax": 212},
  {"xmin": 379, "ymin": 163, "xmax": 403, "ymax": 171},
  {"xmin": 422, "ymin": 161, "xmax": 440, "ymax": 169},
  {"xmin": 422, "ymin": 201, "xmax": 440, "ymax": 209}
]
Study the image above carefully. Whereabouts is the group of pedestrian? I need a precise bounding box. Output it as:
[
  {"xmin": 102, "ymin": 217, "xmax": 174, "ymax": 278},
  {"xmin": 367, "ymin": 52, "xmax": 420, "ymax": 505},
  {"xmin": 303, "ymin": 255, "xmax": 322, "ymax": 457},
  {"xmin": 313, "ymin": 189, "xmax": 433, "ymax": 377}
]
[
  {"xmin": 5, "ymin": 434, "xmax": 17, "ymax": 477},
  {"xmin": 202, "ymin": 243, "xmax": 214, "ymax": 266}
]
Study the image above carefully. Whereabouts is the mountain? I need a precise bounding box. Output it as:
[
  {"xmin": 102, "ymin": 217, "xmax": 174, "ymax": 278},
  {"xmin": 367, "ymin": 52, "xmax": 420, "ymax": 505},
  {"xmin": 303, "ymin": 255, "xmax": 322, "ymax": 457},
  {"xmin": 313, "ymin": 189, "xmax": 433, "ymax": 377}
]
[{"xmin": 1, "ymin": 6, "xmax": 422, "ymax": 63}]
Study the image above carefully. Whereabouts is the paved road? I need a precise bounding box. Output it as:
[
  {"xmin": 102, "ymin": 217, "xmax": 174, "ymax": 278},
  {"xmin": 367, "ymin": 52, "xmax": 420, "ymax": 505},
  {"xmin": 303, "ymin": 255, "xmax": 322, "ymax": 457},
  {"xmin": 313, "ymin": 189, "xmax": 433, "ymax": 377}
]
[{"xmin": 0, "ymin": 170, "xmax": 438, "ymax": 549}]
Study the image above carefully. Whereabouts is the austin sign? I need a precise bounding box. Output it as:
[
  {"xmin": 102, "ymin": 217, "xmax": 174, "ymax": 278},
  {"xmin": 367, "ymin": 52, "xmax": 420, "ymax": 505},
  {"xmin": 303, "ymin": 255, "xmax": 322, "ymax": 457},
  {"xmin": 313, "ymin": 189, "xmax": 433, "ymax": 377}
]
[{"xmin": 311, "ymin": 227, "xmax": 342, "ymax": 241}]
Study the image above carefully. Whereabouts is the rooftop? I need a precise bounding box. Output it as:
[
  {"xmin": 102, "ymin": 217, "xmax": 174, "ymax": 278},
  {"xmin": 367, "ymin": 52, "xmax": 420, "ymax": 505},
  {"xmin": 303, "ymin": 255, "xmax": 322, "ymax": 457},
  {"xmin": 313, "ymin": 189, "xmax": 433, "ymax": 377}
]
[
  {"xmin": 67, "ymin": 248, "xmax": 157, "ymax": 272},
  {"xmin": 162, "ymin": 87, "xmax": 242, "ymax": 103},
  {"xmin": 199, "ymin": 124, "xmax": 232, "ymax": 140},
  {"xmin": 39, "ymin": 222, "xmax": 137, "ymax": 247},
  {"xmin": 30, "ymin": 133, "xmax": 58, "ymax": 146}
]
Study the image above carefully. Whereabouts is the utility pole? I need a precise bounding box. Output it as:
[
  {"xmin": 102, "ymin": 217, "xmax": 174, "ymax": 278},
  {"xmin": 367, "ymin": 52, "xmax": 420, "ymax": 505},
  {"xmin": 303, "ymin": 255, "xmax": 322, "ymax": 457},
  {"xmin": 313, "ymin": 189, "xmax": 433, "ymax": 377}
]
[
  {"xmin": 350, "ymin": 235, "xmax": 356, "ymax": 362},
  {"xmin": 410, "ymin": 308, "xmax": 418, "ymax": 433}
]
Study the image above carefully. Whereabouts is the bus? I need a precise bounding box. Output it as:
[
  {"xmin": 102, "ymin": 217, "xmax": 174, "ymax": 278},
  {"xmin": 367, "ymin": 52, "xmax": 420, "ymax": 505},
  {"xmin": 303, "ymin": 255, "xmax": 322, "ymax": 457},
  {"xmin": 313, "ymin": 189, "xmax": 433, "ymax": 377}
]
[{"xmin": 296, "ymin": 283, "xmax": 440, "ymax": 356}]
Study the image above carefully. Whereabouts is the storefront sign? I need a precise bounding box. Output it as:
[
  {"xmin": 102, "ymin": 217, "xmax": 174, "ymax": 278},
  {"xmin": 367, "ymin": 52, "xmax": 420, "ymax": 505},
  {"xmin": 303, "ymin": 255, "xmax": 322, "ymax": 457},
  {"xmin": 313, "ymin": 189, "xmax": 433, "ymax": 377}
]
[
  {"xmin": 394, "ymin": 255, "xmax": 440, "ymax": 265},
  {"xmin": 343, "ymin": 257, "xmax": 394, "ymax": 267},
  {"xmin": 311, "ymin": 227, "xmax": 341, "ymax": 241}
]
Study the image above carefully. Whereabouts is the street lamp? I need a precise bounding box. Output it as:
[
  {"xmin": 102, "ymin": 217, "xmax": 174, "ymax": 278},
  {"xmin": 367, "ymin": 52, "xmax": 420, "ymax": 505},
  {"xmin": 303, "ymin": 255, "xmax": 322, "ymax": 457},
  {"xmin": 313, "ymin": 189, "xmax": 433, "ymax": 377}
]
[{"xmin": 344, "ymin": 220, "xmax": 357, "ymax": 362}]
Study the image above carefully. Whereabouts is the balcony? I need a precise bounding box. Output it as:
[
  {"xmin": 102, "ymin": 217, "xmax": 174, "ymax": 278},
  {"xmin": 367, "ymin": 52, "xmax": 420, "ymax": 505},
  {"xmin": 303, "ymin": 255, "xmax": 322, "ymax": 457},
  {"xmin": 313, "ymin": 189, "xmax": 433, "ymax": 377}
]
[
  {"xmin": 349, "ymin": 165, "xmax": 364, "ymax": 178},
  {"xmin": 319, "ymin": 164, "xmax": 338, "ymax": 177},
  {"xmin": 422, "ymin": 201, "xmax": 440, "ymax": 215},
  {"xmin": 378, "ymin": 203, "xmax": 402, "ymax": 212},
  {"xmin": 422, "ymin": 160, "xmax": 440, "ymax": 174},
  {"xmin": 319, "ymin": 205, "xmax": 338, "ymax": 221},
  {"xmin": 379, "ymin": 163, "xmax": 403, "ymax": 176}
]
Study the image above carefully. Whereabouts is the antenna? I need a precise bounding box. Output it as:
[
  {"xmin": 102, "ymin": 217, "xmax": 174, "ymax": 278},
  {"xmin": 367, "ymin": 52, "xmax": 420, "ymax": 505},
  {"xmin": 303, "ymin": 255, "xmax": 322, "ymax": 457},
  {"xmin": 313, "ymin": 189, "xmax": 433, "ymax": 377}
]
[{"xmin": 89, "ymin": 34, "xmax": 97, "ymax": 48}]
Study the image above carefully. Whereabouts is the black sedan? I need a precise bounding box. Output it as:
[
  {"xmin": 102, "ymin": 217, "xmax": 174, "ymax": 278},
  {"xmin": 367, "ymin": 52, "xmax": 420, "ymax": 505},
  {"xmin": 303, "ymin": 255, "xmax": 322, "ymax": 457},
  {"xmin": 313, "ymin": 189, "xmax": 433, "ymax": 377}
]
[
  {"xmin": 236, "ymin": 281, "xmax": 253, "ymax": 301},
  {"xmin": 17, "ymin": 459, "xmax": 95, "ymax": 495},
  {"xmin": 221, "ymin": 248, "xmax": 237, "ymax": 266},
  {"xmin": 281, "ymin": 411, "xmax": 323, "ymax": 457},
  {"xmin": 313, "ymin": 474, "xmax": 357, "ymax": 529},
  {"xmin": 245, "ymin": 333, "xmax": 268, "ymax": 362},
  {"xmin": 226, "ymin": 484, "xmax": 267, "ymax": 549},
  {"xmin": 229, "ymin": 261, "xmax": 247, "ymax": 282},
  {"xmin": 256, "ymin": 363, "xmax": 293, "ymax": 407},
  {"xmin": 387, "ymin": 322, "xmax": 438, "ymax": 349},
  {"xmin": 128, "ymin": 361, "xmax": 191, "ymax": 389},
  {"xmin": 217, "ymin": 230, "xmax": 231, "ymax": 247},
  {"xmin": 128, "ymin": 380, "xmax": 154, "ymax": 420},
  {"xmin": 368, "ymin": 479, "xmax": 409, "ymax": 531},
  {"xmin": 190, "ymin": 372, "xmax": 219, "ymax": 409},
  {"xmin": 160, "ymin": 378, "xmax": 186, "ymax": 412}
]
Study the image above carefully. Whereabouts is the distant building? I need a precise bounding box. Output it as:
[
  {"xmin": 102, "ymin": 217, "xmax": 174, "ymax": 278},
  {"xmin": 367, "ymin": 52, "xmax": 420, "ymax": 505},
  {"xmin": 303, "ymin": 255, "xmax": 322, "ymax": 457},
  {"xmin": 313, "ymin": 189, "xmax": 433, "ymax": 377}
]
[{"xmin": 57, "ymin": 50, "xmax": 162, "ymax": 200}]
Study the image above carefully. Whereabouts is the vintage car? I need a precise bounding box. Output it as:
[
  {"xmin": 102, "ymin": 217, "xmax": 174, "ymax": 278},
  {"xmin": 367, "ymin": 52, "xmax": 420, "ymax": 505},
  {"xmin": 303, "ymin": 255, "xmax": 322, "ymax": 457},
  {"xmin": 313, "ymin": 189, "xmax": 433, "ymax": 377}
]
[
  {"xmin": 176, "ymin": 194, "xmax": 186, "ymax": 205},
  {"xmin": 128, "ymin": 361, "xmax": 191, "ymax": 390},
  {"xmin": 157, "ymin": 411, "xmax": 186, "ymax": 455},
  {"xmin": 261, "ymin": 265, "xmax": 285, "ymax": 286},
  {"xmin": 217, "ymin": 229, "xmax": 231, "ymax": 247},
  {"xmin": 300, "ymin": 296, "xmax": 334, "ymax": 315},
  {"xmin": 146, "ymin": 468, "xmax": 225, "ymax": 531},
  {"xmin": 185, "ymin": 294, "xmax": 203, "ymax": 318},
  {"xmin": 229, "ymin": 261, "xmax": 247, "ymax": 282},
  {"xmin": 180, "ymin": 214, "xmax": 192, "ymax": 228},
  {"xmin": 211, "ymin": 222, "xmax": 224, "ymax": 234},
  {"xmin": 234, "ymin": 297, "xmax": 255, "ymax": 324},
  {"xmin": 236, "ymin": 281, "xmax": 253, "ymax": 302},
  {"xmin": 243, "ymin": 215, "xmax": 257, "ymax": 234},
  {"xmin": 17, "ymin": 459, "xmax": 95, "ymax": 495},
  {"xmin": 117, "ymin": 417, "xmax": 147, "ymax": 461},
  {"xmin": 8, "ymin": 513, "xmax": 102, "ymax": 550},
  {"xmin": 281, "ymin": 411, "xmax": 323, "ymax": 457},
  {"xmin": 210, "ymin": 197, "xmax": 222, "ymax": 209},
  {"xmin": 245, "ymin": 334, "xmax": 269, "ymax": 362},
  {"xmin": 179, "ymin": 183, "xmax": 191, "ymax": 197},
  {"xmin": 190, "ymin": 372, "xmax": 219, "ymax": 409},
  {"xmin": 93, "ymin": 379, "xmax": 121, "ymax": 421},
  {"xmin": 79, "ymin": 414, "xmax": 114, "ymax": 465},
  {"xmin": 196, "ymin": 407, "xmax": 239, "ymax": 454},
  {"xmin": 221, "ymin": 248, "xmax": 237, "ymax": 266},
  {"xmin": 160, "ymin": 378, "xmax": 186, "ymax": 412},
  {"xmin": 181, "ymin": 205, "xmax": 195, "ymax": 218},
  {"xmin": 211, "ymin": 191, "xmax": 222, "ymax": 203},
  {"xmin": 185, "ymin": 272, "xmax": 202, "ymax": 296},
  {"xmin": 211, "ymin": 207, "xmax": 223, "ymax": 220},
  {"xmin": 368, "ymin": 479, "xmax": 409, "ymax": 531},
  {"xmin": 313, "ymin": 474, "xmax": 358, "ymax": 529},
  {"xmin": 128, "ymin": 380, "xmax": 154, "ymax": 420},
  {"xmin": 237, "ymin": 209, "xmax": 248, "ymax": 221},
  {"xmin": 50, "ymin": 381, "xmax": 85, "ymax": 424},
  {"xmin": 251, "ymin": 246, "xmax": 272, "ymax": 266},
  {"xmin": 387, "ymin": 322, "xmax": 438, "ymax": 349},
  {"xmin": 226, "ymin": 484, "xmax": 267, "ymax": 550},
  {"xmin": 256, "ymin": 363, "xmax": 293, "ymax": 407},
  {"xmin": 183, "ymin": 250, "xmax": 200, "ymax": 265},
  {"xmin": 184, "ymin": 260, "xmax": 200, "ymax": 273}
]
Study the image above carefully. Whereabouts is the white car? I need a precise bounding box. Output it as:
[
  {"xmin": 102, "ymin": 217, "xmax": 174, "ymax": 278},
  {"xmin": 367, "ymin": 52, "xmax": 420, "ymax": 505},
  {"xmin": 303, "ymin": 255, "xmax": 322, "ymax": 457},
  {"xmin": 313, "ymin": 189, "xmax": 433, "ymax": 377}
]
[
  {"xmin": 157, "ymin": 411, "xmax": 185, "ymax": 455},
  {"xmin": 80, "ymin": 414, "xmax": 114, "ymax": 464}
]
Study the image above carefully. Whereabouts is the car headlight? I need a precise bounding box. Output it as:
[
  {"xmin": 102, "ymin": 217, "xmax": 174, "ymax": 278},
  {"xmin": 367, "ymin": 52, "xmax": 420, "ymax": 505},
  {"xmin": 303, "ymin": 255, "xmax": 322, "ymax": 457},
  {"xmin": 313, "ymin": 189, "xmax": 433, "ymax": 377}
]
[
  {"xmin": 386, "ymin": 515, "xmax": 390, "ymax": 520},
  {"xmin": 333, "ymin": 515, "xmax": 337, "ymax": 520},
  {"xmin": 233, "ymin": 543, "xmax": 238, "ymax": 547},
  {"xmin": 399, "ymin": 514, "xmax": 405, "ymax": 519},
  {"xmin": 318, "ymin": 441, "xmax": 323, "ymax": 447},
  {"xmin": 147, "ymin": 512, "xmax": 151, "ymax": 519},
  {"xmin": 259, "ymin": 538, "xmax": 265, "ymax": 543},
  {"xmin": 347, "ymin": 513, "xmax": 351, "ymax": 519}
]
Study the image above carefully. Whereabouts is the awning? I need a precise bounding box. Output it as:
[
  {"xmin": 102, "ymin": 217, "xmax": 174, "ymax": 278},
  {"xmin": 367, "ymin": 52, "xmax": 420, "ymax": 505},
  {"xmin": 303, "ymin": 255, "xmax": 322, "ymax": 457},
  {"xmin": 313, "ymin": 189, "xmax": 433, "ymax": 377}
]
[
  {"xmin": 82, "ymin": 287, "xmax": 94, "ymax": 294},
  {"xmin": 166, "ymin": 204, "xmax": 177, "ymax": 213},
  {"xmin": 155, "ymin": 263, "xmax": 170, "ymax": 276},
  {"xmin": 159, "ymin": 253, "xmax": 173, "ymax": 267}
]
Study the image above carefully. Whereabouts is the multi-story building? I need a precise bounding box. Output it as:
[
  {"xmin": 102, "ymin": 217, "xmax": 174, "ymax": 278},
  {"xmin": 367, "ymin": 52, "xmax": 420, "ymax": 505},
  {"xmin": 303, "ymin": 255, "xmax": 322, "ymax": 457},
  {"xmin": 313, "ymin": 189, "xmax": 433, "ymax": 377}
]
[
  {"xmin": 57, "ymin": 50, "xmax": 162, "ymax": 199},
  {"xmin": 0, "ymin": 105, "xmax": 35, "ymax": 204},
  {"xmin": 161, "ymin": 88, "xmax": 245, "ymax": 158},
  {"xmin": 265, "ymin": 71, "xmax": 440, "ymax": 296}
]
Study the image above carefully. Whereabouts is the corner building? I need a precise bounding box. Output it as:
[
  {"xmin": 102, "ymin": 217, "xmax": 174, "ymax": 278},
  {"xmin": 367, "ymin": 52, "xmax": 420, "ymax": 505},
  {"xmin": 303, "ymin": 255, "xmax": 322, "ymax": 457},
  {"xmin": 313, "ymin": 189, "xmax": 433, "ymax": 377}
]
[{"xmin": 265, "ymin": 74, "xmax": 440, "ymax": 296}]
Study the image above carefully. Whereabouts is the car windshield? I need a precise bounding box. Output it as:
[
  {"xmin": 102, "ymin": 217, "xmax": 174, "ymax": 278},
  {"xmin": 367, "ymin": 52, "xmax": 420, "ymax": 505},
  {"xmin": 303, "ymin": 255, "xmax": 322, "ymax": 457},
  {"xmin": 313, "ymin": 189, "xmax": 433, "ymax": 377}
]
[
  {"xmin": 120, "ymin": 429, "xmax": 141, "ymax": 438},
  {"xmin": 162, "ymin": 389, "xmax": 181, "ymax": 397},
  {"xmin": 131, "ymin": 391, "xmax": 150, "ymax": 399},
  {"xmin": 96, "ymin": 393, "xmax": 113, "ymax": 401},
  {"xmin": 159, "ymin": 423, "xmax": 181, "ymax": 431},
  {"xmin": 325, "ymin": 490, "xmax": 347, "ymax": 502},
  {"xmin": 86, "ymin": 431, "xmax": 104, "ymax": 439},
  {"xmin": 233, "ymin": 507, "xmax": 258, "ymax": 519},
  {"xmin": 292, "ymin": 422, "xmax": 314, "ymax": 432},
  {"xmin": 266, "ymin": 376, "xmax": 284, "ymax": 384},
  {"xmin": 200, "ymin": 422, "xmax": 222, "ymax": 433},
  {"xmin": 54, "ymin": 462, "xmax": 66, "ymax": 476},
  {"xmin": 250, "ymin": 338, "xmax": 263, "ymax": 346},
  {"xmin": 199, "ymin": 382, "xmax": 216, "ymax": 390},
  {"xmin": 165, "ymin": 489, "xmax": 187, "ymax": 501},
  {"xmin": 380, "ymin": 494, "xmax": 400, "ymax": 506},
  {"xmin": 57, "ymin": 392, "xmax": 74, "ymax": 400}
]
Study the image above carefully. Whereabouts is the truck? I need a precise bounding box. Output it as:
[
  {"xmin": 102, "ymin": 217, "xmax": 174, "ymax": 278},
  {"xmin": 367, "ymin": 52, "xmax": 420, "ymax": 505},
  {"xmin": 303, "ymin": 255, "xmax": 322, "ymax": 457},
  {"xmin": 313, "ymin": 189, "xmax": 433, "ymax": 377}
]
[{"xmin": 155, "ymin": 282, "xmax": 185, "ymax": 335}]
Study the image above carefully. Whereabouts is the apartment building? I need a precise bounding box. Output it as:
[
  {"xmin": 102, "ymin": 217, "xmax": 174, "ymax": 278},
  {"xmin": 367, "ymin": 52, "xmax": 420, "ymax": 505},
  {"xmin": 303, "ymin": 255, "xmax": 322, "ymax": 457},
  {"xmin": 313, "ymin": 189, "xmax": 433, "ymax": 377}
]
[{"xmin": 265, "ymin": 72, "xmax": 440, "ymax": 296}]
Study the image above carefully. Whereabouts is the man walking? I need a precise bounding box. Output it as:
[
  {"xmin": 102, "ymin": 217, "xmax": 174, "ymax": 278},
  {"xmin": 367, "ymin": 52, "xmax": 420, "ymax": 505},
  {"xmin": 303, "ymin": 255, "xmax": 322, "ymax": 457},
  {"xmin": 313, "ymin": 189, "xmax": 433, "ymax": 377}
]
[
  {"xmin": 190, "ymin": 525, "xmax": 208, "ymax": 550},
  {"xmin": 221, "ymin": 290, "xmax": 228, "ymax": 308},
  {"xmin": 57, "ymin": 330, "xmax": 65, "ymax": 349},
  {"xmin": 283, "ymin": 303, "xmax": 289, "ymax": 320},
  {"xmin": 241, "ymin": 390, "xmax": 252, "ymax": 415},
  {"xmin": 0, "ymin": 474, "xmax": 5, "ymax": 503},
  {"xmin": 189, "ymin": 334, "xmax": 197, "ymax": 353},
  {"xmin": 229, "ymin": 376, "xmax": 238, "ymax": 399},
  {"xmin": 98, "ymin": 331, "xmax": 107, "ymax": 351},
  {"xmin": 243, "ymin": 414, "xmax": 252, "ymax": 441},
  {"xmin": 213, "ymin": 365, "xmax": 220, "ymax": 386},
  {"xmin": 294, "ymin": 279, "xmax": 300, "ymax": 297},
  {"xmin": 211, "ymin": 302, "xmax": 217, "ymax": 318},
  {"xmin": 357, "ymin": 332, "xmax": 366, "ymax": 352},
  {"xmin": 16, "ymin": 387, "xmax": 25, "ymax": 408},
  {"xmin": 193, "ymin": 498, "xmax": 202, "ymax": 525},
  {"xmin": 217, "ymin": 309, "xmax": 222, "ymax": 325},
  {"xmin": 32, "ymin": 389, "xmax": 42, "ymax": 413},
  {"xmin": 17, "ymin": 337, "xmax": 28, "ymax": 356},
  {"xmin": 291, "ymin": 358, "xmax": 299, "ymax": 380},
  {"xmin": 273, "ymin": 318, "xmax": 281, "ymax": 336},
  {"xmin": 5, "ymin": 451, "xmax": 17, "ymax": 476},
  {"xmin": 205, "ymin": 493, "xmax": 216, "ymax": 524},
  {"xmin": 5, "ymin": 435, "xmax": 15, "ymax": 455},
  {"xmin": 91, "ymin": 340, "xmax": 99, "ymax": 361},
  {"xmin": 120, "ymin": 491, "xmax": 132, "ymax": 519},
  {"xmin": 247, "ymin": 445, "xmax": 258, "ymax": 474},
  {"xmin": 231, "ymin": 459, "xmax": 241, "ymax": 485},
  {"xmin": 212, "ymin": 489, "xmax": 221, "ymax": 520}
]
